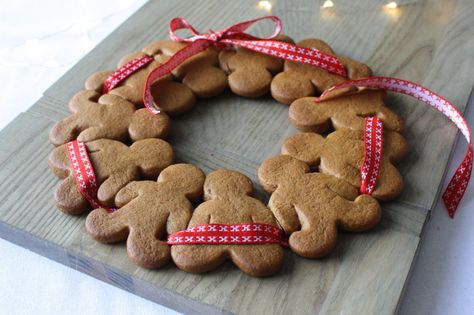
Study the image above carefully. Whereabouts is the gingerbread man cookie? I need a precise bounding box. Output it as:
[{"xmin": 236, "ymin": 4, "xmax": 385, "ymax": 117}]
[
  {"xmin": 289, "ymin": 90, "xmax": 404, "ymax": 133},
  {"xmin": 49, "ymin": 138, "xmax": 174, "ymax": 214},
  {"xmin": 282, "ymin": 130, "xmax": 407, "ymax": 201},
  {"xmin": 258, "ymin": 155, "xmax": 381, "ymax": 258},
  {"xmin": 85, "ymin": 48, "xmax": 196, "ymax": 116},
  {"xmin": 271, "ymin": 38, "xmax": 372, "ymax": 104},
  {"xmin": 218, "ymin": 35, "xmax": 294, "ymax": 97},
  {"xmin": 49, "ymin": 90, "xmax": 171, "ymax": 146},
  {"xmin": 171, "ymin": 170, "xmax": 284, "ymax": 276},
  {"xmin": 85, "ymin": 164, "xmax": 205, "ymax": 269}
]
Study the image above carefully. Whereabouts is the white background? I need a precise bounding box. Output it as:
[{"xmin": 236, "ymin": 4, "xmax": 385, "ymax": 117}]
[{"xmin": 0, "ymin": 1, "xmax": 472, "ymax": 314}]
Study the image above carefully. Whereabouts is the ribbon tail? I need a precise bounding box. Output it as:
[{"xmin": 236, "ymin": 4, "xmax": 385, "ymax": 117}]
[{"xmin": 316, "ymin": 77, "xmax": 473, "ymax": 218}]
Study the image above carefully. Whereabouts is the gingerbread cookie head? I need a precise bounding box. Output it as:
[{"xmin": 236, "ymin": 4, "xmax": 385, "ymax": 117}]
[
  {"xmin": 85, "ymin": 164, "xmax": 205, "ymax": 269},
  {"xmin": 258, "ymin": 155, "xmax": 381, "ymax": 258},
  {"xmin": 85, "ymin": 49, "xmax": 196, "ymax": 116},
  {"xmin": 49, "ymin": 90, "xmax": 171, "ymax": 146},
  {"xmin": 49, "ymin": 138, "xmax": 174, "ymax": 215},
  {"xmin": 144, "ymin": 41, "xmax": 228, "ymax": 98},
  {"xmin": 172, "ymin": 170, "xmax": 284, "ymax": 277},
  {"xmin": 218, "ymin": 35, "xmax": 294, "ymax": 97},
  {"xmin": 270, "ymin": 38, "xmax": 372, "ymax": 104},
  {"xmin": 288, "ymin": 89, "xmax": 404, "ymax": 133},
  {"xmin": 282, "ymin": 130, "xmax": 408, "ymax": 201}
]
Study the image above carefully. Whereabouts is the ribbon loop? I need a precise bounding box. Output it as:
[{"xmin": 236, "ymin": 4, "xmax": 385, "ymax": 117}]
[
  {"xmin": 169, "ymin": 15, "xmax": 283, "ymax": 44},
  {"xmin": 169, "ymin": 17, "xmax": 203, "ymax": 42}
]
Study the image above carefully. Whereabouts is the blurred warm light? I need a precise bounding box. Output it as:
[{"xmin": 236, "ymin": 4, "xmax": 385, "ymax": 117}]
[
  {"xmin": 383, "ymin": 1, "xmax": 401, "ymax": 19},
  {"xmin": 257, "ymin": 1, "xmax": 272, "ymax": 12},
  {"xmin": 322, "ymin": 0, "xmax": 334, "ymax": 9}
]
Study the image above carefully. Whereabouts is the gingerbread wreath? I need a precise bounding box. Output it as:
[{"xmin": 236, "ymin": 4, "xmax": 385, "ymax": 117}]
[{"xmin": 48, "ymin": 16, "xmax": 472, "ymax": 277}]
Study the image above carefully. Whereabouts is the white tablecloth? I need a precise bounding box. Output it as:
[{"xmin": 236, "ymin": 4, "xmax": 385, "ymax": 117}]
[{"xmin": 0, "ymin": 1, "xmax": 472, "ymax": 314}]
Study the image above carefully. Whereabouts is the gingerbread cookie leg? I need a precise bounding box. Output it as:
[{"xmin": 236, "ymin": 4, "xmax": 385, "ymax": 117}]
[
  {"xmin": 126, "ymin": 224, "xmax": 171, "ymax": 269},
  {"xmin": 86, "ymin": 208, "xmax": 128, "ymax": 243},
  {"xmin": 288, "ymin": 210, "xmax": 338, "ymax": 258},
  {"xmin": 230, "ymin": 244, "xmax": 284, "ymax": 277},
  {"xmin": 171, "ymin": 202, "xmax": 226, "ymax": 273},
  {"xmin": 336, "ymin": 195, "xmax": 382, "ymax": 232}
]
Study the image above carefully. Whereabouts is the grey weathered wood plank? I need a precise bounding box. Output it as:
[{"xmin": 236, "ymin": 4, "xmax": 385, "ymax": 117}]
[
  {"xmin": 1, "ymin": 0, "xmax": 474, "ymax": 314},
  {"xmin": 0, "ymin": 97, "xmax": 430, "ymax": 315}
]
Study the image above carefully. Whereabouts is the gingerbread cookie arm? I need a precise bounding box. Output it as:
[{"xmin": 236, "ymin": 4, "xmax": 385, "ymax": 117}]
[
  {"xmin": 250, "ymin": 200, "xmax": 280, "ymax": 225},
  {"xmin": 166, "ymin": 197, "xmax": 193, "ymax": 234},
  {"xmin": 320, "ymin": 152, "xmax": 361, "ymax": 188},
  {"xmin": 371, "ymin": 162, "xmax": 404, "ymax": 201},
  {"xmin": 68, "ymin": 90, "xmax": 100, "ymax": 113},
  {"xmin": 85, "ymin": 71, "xmax": 112, "ymax": 92},
  {"xmin": 114, "ymin": 181, "xmax": 148, "ymax": 208},
  {"xmin": 267, "ymin": 190, "xmax": 299, "ymax": 234},
  {"xmin": 48, "ymin": 144, "xmax": 72, "ymax": 178},
  {"xmin": 129, "ymin": 138, "xmax": 175, "ymax": 179},
  {"xmin": 187, "ymin": 203, "xmax": 212, "ymax": 226},
  {"xmin": 288, "ymin": 97, "xmax": 332, "ymax": 133},
  {"xmin": 157, "ymin": 164, "xmax": 205, "ymax": 202},
  {"xmin": 384, "ymin": 130, "xmax": 408, "ymax": 164},
  {"xmin": 76, "ymin": 126, "xmax": 124, "ymax": 144},
  {"xmin": 97, "ymin": 168, "xmax": 137, "ymax": 207},
  {"xmin": 281, "ymin": 132, "xmax": 325, "ymax": 166}
]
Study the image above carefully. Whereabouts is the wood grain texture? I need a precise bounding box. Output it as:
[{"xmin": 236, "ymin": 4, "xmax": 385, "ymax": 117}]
[{"xmin": 1, "ymin": 0, "xmax": 473, "ymax": 314}]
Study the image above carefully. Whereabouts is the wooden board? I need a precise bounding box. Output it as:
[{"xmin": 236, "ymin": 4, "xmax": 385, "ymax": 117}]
[{"xmin": 0, "ymin": 0, "xmax": 473, "ymax": 314}]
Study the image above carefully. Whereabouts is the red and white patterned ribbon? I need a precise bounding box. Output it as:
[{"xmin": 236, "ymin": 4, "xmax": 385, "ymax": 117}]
[
  {"xmin": 360, "ymin": 117, "xmax": 384, "ymax": 195},
  {"xmin": 142, "ymin": 16, "xmax": 347, "ymax": 114},
  {"xmin": 102, "ymin": 55, "xmax": 154, "ymax": 94},
  {"xmin": 66, "ymin": 140, "xmax": 115, "ymax": 212},
  {"xmin": 167, "ymin": 223, "xmax": 287, "ymax": 246},
  {"xmin": 316, "ymin": 77, "xmax": 473, "ymax": 218}
]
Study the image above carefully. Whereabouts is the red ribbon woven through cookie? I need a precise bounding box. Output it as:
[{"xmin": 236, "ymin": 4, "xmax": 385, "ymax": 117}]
[
  {"xmin": 102, "ymin": 55, "xmax": 154, "ymax": 94},
  {"xmin": 142, "ymin": 16, "xmax": 347, "ymax": 114},
  {"xmin": 316, "ymin": 77, "xmax": 473, "ymax": 218},
  {"xmin": 167, "ymin": 223, "xmax": 287, "ymax": 246},
  {"xmin": 66, "ymin": 140, "xmax": 115, "ymax": 212},
  {"xmin": 360, "ymin": 117, "xmax": 384, "ymax": 195}
]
